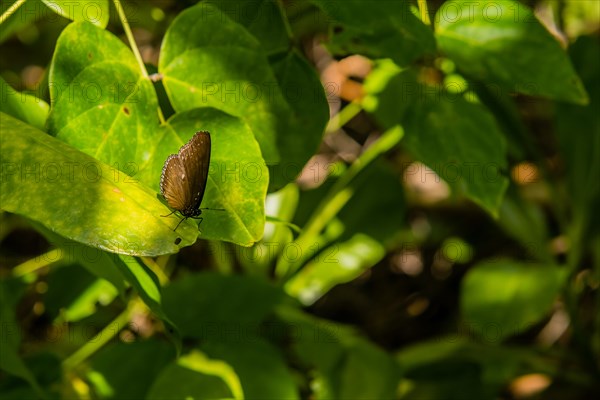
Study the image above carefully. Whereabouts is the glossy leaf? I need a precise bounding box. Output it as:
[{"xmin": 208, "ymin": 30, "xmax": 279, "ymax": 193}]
[
  {"xmin": 148, "ymin": 350, "xmax": 241, "ymax": 400},
  {"xmin": 0, "ymin": 113, "xmax": 197, "ymax": 256},
  {"xmin": 90, "ymin": 340, "xmax": 175, "ymax": 399},
  {"xmin": 201, "ymin": 338, "xmax": 299, "ymax": 400},
  {"xmin": 205, "ymin": 0, "xmax": 290, "ymax": 54},
  {"xmin": 461, "ymin": 260, "xmax": 564, "ymax": 341},
  {"xmin": 435, "ymin": 0, "xmax": 588, "ymax": 104},
  {"xmin": 0, "ymin": 77, "xmax": 49, "ymax": 130},
  {"xmin": 364, "ymin": 67, "xmax": 509, "ymax": 215},
  {"xmin": 310, "ymin": 0, "xmax": 435, "ymax": 66},
  {"xmin": 286, "ymin": 233, "xmax": 385, "ymax": 305},
  {"xmin": 278, "ymin": 307, "xmax": 401, "ymax": 400},
  {"xmin": 162, "ymin": 272, "xmax": 284, "ymax": 339},
  {"xmin": 48, "ymin": 21, "xmax": 160, "ymax": 176},
  {"xmin": 41, "ymin": 0, "xmax": 109, "ymax": 28},
  {"xmin": 159, "ymin": 3, "xmax": 328, "ymax": 189},
  {"xmin": 144, "ymin": 108, "xmax": 268, "ymax": 245},
  {"xmin": 0, "ymin": 279, "xmax": 44, "ymax": 397}
]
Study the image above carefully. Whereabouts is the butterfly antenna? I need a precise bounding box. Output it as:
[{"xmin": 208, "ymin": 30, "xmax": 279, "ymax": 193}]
[{"xmin": 201, "ymin": 207, "xmax": 225, "ymax": 212}]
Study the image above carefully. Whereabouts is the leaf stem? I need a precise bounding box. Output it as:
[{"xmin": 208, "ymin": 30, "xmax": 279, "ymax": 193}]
[
  {"xmin": 112, "ymin": 0, "xmax": 148, "ymax": 78},
  {"xmin": 326, "ymin": 101, "xmax": 362, "ymax": 134},
  {"xmin": 275, "ymin": 125, "xmax": 404, "ymax": 279},
  {"xmin": 12, "ymin": 249, "xmax": 63, "ymax": 277},
  {"xmin": 62, "ymin": 299, "xmax": 140, "ymax": 370},
  {"xmin": 417, "ymin": 0, "xmax": 431, "ymax": 26},
  {"xmin": 0, "ymin": 0, "xmax": 26, "ymax": 25}
]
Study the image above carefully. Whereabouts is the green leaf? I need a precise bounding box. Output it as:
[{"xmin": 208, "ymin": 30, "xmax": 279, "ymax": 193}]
[
  {"xmin": 310, "ymin": 0, "xmax": 435, "ymax": 66},
  {"xmin": 159, "ymin": 3, "xmax": 328, "ymax": 189},
  {"xmin": 365, "ymin": 67, "xmax": 509, "ymax": 215},
  {"xmin": 0, "ymin": 113, "xmax": 197, "ymax": 256},
  {"xmin": 43, "ymin": 263, "xmax": 116, "ymax": 322},
  {"xmin": 48, "ymin": 21, "xmax": 160, "ymax": 176},
  {"xmin": 435, "ymin": 0, "xmax": 588, "ymax": 104},
  {"xmin": 0, "ymin": 77, "xmax": 49, "ymax": 130},
  {"xmin": 32, "ymin": 222, "xmax": 127, "ymax": 296},
  {"xmin": 90, "ymin": 340, "xmax": 174, "ymax": 399},
  {"xmin": 555, "ymin": 35, "xmax": 600, "ymax": 232},
  {"xmin": 205, "ymin": 0, "xmax": 290, "ymax": 54},
  {"xmin": 148, "ymin": 350, "xmax": 241, "ymax": 400},
  {"xmin": 201, "ymin": 338, "xmax": 299, "ymax": 400},
  {"xmin": 461, "ymin": 260, "xmax": 564, "ymax": 341},
  {"xmin": 145, "ymin": 108, "xmax": 269, "ymax": 246},
  {"xmin": 0, "ymin": 279, "xmax": 45, "ymax": 397},
  {"xmin": 397, "ymin": 338, "xmax": 532, "ymax": 400},
  {"xmin": 278, "ymin": 307, "xmax": 400, "ymax": 400},
  {"xmin": 41, "ymin": 0, "xmax": 109, "ymax": 28},
  {"xmin": 269, "ymin": 49, "xmax": 329, "ymax": 190},
  {"xmin": 286, "ymin": 233, "xmax": 385, "ymax": 305},
  {"xmin": 162, "ymin": 272, "xmax": 284, "ymax": 339}
]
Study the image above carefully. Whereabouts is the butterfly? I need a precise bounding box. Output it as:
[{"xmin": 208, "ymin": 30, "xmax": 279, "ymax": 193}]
[{"xmin": 160, "ymin": 131, "xmax": 211, "ymax": 231}]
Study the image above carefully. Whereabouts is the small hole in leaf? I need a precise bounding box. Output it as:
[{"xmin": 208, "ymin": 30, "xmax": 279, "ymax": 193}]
[{"xmin": 174, "ymin": 237, "xmax": 182, "ymax": 245}]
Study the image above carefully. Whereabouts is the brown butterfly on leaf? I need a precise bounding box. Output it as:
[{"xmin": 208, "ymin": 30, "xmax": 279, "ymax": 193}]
[{"xmin": 160, "ymin": 131, "xmax": 213, "ymax": 231}]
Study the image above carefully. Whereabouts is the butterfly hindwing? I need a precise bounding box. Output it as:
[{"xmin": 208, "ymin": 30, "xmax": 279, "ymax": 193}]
[{"xmin": 160, "ymin": 154, "xmax": 188, "ymax": 211}]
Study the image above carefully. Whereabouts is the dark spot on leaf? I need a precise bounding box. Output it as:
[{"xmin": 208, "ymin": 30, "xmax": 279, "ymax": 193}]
[
  {"xmin": 87, "ymin": 52, "xmax": 92, "ymax": 59},
  {"xmin": 174, "ymin": 237, "xmax": 182, "ymax": 245},
  {"xmin": 123, "ymin": 107, "xmax": 130, "ymax": 115},
  {"xmin": 333, "ymin": 25, "xmax": 344, "ymax": 34}
]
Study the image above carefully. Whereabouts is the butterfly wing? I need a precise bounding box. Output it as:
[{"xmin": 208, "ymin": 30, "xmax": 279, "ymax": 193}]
[
  {"xmin": 178, "ymin": 131, "xmax": 211, "ymax": 212},
  {"xmin": 160, "ymin": 154, "xmax": 189, "ymax": 211}
]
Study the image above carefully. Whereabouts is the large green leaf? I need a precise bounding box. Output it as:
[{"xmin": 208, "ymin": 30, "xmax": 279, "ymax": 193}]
[
  {"xmin": 162, "ymin": 272, "xmax": 284, "ymax": 339},
  {"xmin": 364, "ymin": 67, "xmax": 509, "ymax": 215},
  {"xmin": 205, "ymin": 0, "xmax": 290, "ymax": 54},
  {"xmin": 41, "ymin": 0, "xmax": 109, "ymax": 28},
  {"xmin": 278, "ymin": 307, "xmax": 401, "ymax": 399},
  {"xmin": 397, "ymin": 338, "xmax": 530, "ymax": 400},
  {"xmin": 159, "ymin": 3, "xmax": 328, "ymax": 190},
  {"xmin": 461, "ymin": 260, "xmax": 564, "ymax": 341},
  {"xmin": 142, "ymin": 108, "xmax": 269, "ymax": 245},
  {"xmin": 0, "ymin": 77, "xmax": 49, "ymax": 131},
  {"xmin": 200, "ymin": 338, "xmax": 299, "ymax": 399},
  {"xmin": 310, "ymin": 0, "xmax": 435, "ymax": 66},
  {"xmin": 0, "ymin": 113, "xmax": 197, "ymax": 256},
  {"xmin": 46, "ymin": 22, "xmax": 265, "ymax": 246},
  {"xmin": 555, "ymin": 35, "xmax": 600, "ymax": 240},
  {"xmin": 90, "ymin": 340, "xmax": 174, "ymax": 399},
  {"xmin": 48, "ymin": 22, "xmax": 160, "ymax": 177},
  {"xmin": 148, "ymin": 350, "xmax": 241, "ymax": 400},
  {"xmin": 0, "ymin": 279, "xmax": 44, "ymax": 397},
  {"xmin": 435, "ymin": 0, "xmax": 588, "ymax": 104}
]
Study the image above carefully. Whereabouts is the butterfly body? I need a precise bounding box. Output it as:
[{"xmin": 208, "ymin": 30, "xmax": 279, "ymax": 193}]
[{"xmin": 160, "ymin": 131, "xmax": 211, "ymax": 230}]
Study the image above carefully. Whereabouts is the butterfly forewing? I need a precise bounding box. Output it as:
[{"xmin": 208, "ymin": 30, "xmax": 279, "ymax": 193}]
[{"xmin": 160, "ymin": 131, "xmax": 211, "ymax": 217}]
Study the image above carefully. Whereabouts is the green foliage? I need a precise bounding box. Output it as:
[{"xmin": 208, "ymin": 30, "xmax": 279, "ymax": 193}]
[{"xmin": 1, "ymin": 0, "xmax": 599, "ymax": 399}]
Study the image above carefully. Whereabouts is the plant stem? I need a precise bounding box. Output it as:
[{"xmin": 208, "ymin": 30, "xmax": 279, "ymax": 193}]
[
  {"xmin": 0, "ymin": 0, "xmax": 26, "ymax": 25},
  {"xmin": 12, "ymin": 249, "xmax": 63, "ymax": 277},
  {"xmin": 276, "ymin": 125, "xmax": 404, "ymax": 279},
  {"xmin": 62, "ymin": 300, "xmax": 140, "ymax": 370},
  {"xmin": 113, "ymin": 0, "xmax": 147, "ymax": 78},
  {"xmin": 326, "ymin": 101, "xmax": 362, "ymax": 134},
  {"xmin": 417, "ymin": 0, "xmax": 431, "ymax": 26},
  {"xmin": 112, "ymin": 0, "xmax": 166, "ymax": 124}
]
